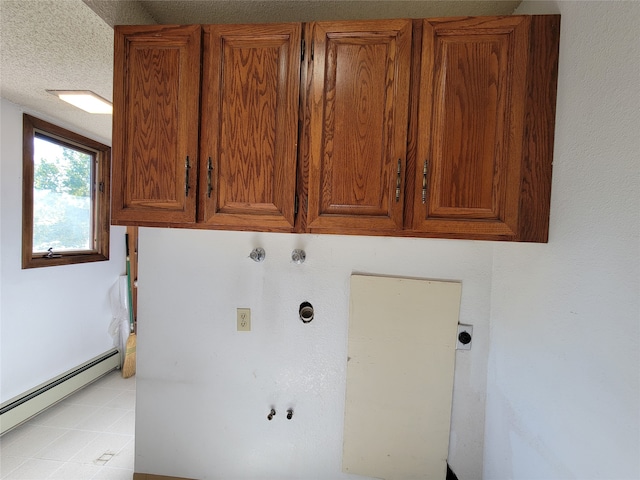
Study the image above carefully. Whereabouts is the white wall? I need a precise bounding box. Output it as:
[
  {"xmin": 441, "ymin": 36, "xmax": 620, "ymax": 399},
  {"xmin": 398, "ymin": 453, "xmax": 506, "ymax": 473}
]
[
  {"xmin": 137, "ymin": 228, "xmax": 493, "ymax": 479},
  {"xmin": 136, "ymin": 4, "xmax": 640, "ymax": 479},
  {"xmin": 485, "ymin": 2, "xmax": 640, "ymax": 479},
  {"xmin": 0, "ymin": 98, "xmax": 126, "ymax": 402}
]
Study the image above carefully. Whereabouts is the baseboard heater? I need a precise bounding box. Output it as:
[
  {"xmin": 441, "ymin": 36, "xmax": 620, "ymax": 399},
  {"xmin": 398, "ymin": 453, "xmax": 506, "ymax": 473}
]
[{"xmin": 0, "ymin": 348, "xmax": 120, "ymax": 435}]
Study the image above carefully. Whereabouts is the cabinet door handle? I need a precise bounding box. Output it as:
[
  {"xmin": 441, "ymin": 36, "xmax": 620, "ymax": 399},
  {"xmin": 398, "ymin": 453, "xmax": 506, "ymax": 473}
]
[
  {"xmin": 422, "ymin": 160, "xmax": 428, "ymax": 204},
  {"xmin": 395, "ymin": 159, "xmax": 402, "ymax": 202},
  {"xmin": 207, "ymin": 157, "xmax": 213, "ymax": 198},
  {"xmin": 185, "ymin": 156, "xmax": 191, "ymax": 197}
]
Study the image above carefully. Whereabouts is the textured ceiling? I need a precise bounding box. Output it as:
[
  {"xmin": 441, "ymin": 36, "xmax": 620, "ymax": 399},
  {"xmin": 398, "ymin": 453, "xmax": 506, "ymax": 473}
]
[
  {"xmin": 1, "ymin": 0, "xmax": 521, "ymax": 143},
  {"xmin": 1, "ymin": 0, "xmax": 116, "ymax": 143},
  {"xmin": 136, "ymin": 1, "xmax": 522, "ymax": 25}
]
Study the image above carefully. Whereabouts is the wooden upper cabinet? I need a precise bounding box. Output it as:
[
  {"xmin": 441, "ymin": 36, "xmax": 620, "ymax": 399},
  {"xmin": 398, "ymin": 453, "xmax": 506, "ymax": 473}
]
[
  {"xmin": 410, "ymin": 16, "xmax": 560, "ymax": 241},
  {"xmin": 112, "ymin": 25, "xmax": 201, "ymax": 224},
  {"xmin": 110, "ymin": 16, "xmax": 559, "ymax": 241},
  {"xmin": 305, "ymin": 19, "xmax": 412, "ymax": 234},
  {"xmin": 199, "ymin": 24, "xmax": 301, "ymax": 231}
]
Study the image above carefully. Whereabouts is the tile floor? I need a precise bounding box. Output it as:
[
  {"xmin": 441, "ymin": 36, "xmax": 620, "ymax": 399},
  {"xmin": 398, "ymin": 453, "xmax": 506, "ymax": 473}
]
[{"xmin": 0, "ymin": 370, "xmax": 135, "ymax": 480}]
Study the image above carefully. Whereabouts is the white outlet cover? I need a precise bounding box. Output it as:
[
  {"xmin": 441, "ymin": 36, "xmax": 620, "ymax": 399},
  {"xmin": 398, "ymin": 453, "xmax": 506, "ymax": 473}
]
[
  {"xmin": 456, "ymin": 324, "xmax": 473, "ymax": 350},
  {"xmin": 237, "ymin": 308, "xmax": 251, "ymax": 332}
]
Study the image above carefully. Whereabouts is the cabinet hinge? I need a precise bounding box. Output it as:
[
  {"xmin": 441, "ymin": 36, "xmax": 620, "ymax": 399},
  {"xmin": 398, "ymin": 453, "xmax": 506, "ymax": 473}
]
[
  {"xmin": 98, "ymin": 181, "xmax": 105, "ymax": 193},
  {"xmin": 295, "ymin": 195, "xmax": 299, "ymax": 215},
  {"xmin": 301, "ymin": 38, "xmax": 305, "ymax": 62}
]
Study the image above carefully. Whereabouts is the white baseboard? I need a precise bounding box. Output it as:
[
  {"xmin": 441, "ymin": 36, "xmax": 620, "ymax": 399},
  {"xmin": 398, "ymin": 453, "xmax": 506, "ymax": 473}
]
[{"xmin": 0, "ymin": 349, "xmax": 120, "ymax": 435}]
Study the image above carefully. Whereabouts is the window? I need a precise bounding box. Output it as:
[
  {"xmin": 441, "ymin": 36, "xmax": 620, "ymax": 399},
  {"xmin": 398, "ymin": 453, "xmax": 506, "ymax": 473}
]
[{"xmin": 22, "ymin": 114, "xmax": 110, "ymax": 268}]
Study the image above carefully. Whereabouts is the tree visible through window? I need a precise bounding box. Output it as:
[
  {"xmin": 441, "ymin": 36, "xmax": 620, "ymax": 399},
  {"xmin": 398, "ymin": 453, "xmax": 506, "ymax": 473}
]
[
  {"xmin": 33, "ymin": 137, "xmax": 92, "ymax": 252},
  {"xmin": 22, "ymin": 114, "xmax": 110, "ymax": 268}
]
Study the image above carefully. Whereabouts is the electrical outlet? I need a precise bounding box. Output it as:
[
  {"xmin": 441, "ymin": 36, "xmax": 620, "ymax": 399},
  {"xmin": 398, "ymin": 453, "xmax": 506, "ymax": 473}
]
[
  {"xmin": 237, "ymin": 308, "xmax": 251, "ymax": 332},
  {"xmin": 456, "ymin": 324, "xmax": 473, "ymax": 350}
]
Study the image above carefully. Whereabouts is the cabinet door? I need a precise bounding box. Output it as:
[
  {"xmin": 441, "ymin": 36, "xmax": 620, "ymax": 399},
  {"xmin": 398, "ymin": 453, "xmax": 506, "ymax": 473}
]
[
  {"xmin": 112, "ymin": 25, "xmax": 201, "ymax": 225},
  {"xmin": 199, "ymin": 24, "xmax": 301, "ymax": 231},
  {"xmin": 306, "ymin": 20, "xmax": 412, "ymax": 234},
  {"xmin": 412, "ymin": 16, "xmax": 557, "ymax": 240}
]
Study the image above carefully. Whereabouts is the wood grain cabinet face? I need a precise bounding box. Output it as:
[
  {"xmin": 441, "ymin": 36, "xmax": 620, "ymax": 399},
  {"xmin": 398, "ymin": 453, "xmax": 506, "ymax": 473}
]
[
  {"xmin": 112, "ymin": 23, "xmax": 301, "ymax": 231},
  {"xmin": 112, "ymin": 25, "xmax": 201, "ymax": 224},
  {"xmin": 199, "ymin": 24, "xmax": 301, "ymax": 230},
  {"xmin": 305, "ymin": 20, "xmax": 412, "ymax": 234},
  {"xmin": 111, "ymin": 16, "xmax": 559, "ymax": 241},
  {"xmin": 410, "ymin": 16, "xmax": 559, "ymax": 241}
]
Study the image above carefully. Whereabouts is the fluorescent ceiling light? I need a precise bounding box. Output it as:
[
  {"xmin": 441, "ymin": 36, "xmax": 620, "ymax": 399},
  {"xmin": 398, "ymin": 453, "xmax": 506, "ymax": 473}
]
[{"xmin": 47, "ymin": 90, "xmax": 113, "ymax": 114}]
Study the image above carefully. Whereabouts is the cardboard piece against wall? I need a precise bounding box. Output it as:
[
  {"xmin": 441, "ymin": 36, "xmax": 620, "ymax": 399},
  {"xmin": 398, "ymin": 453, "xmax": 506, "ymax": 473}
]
[{"xmin": 343, "ymin": 275, "xmax": 461, "ymax": 480}]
